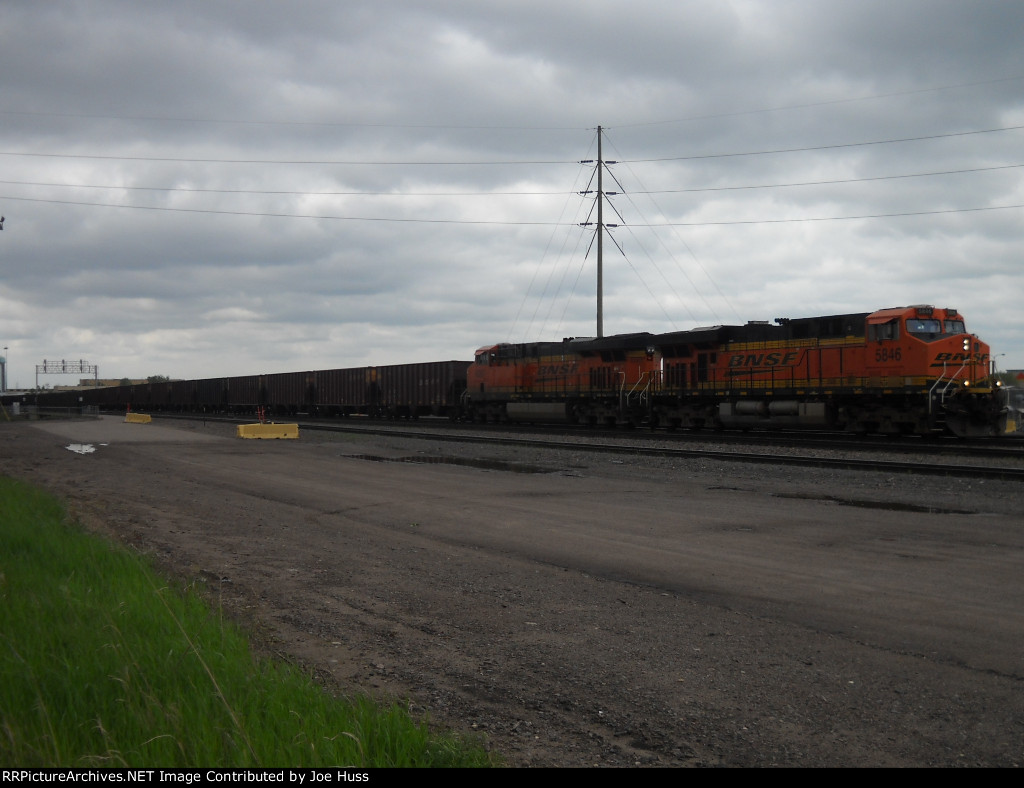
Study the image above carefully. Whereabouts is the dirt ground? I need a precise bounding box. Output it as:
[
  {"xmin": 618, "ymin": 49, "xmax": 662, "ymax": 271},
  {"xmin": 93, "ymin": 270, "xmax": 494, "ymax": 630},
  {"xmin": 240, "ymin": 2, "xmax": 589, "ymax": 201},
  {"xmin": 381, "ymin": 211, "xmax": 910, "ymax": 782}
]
[{"xmin": 2, "ymin": 416, "xmax": 1023, "ymax": 767}]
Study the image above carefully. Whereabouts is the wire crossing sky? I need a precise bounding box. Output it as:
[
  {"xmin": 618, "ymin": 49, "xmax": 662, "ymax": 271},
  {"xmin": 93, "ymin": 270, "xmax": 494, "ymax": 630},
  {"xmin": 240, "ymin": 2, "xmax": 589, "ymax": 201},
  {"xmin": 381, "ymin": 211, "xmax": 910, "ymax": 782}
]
[{"xmin": 2, "ymin": 0, "xmax": 1023, "ymax": 383}]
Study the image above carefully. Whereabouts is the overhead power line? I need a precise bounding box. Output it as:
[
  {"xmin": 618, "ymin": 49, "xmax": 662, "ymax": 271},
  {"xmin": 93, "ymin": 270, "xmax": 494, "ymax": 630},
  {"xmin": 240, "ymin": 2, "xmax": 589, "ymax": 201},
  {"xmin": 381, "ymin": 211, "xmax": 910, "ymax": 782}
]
[
  {"xmin": 634, "ymin": 163, "xmax": 1024, "ymax": 194},
  {"xmin": 0, "ymin": 179, "xmax": 575, "ymax": 197},
  {"xmin": 648, "ymin": 203, "xmax": 1024, "ymax": 226},
  {"xmin": 0, "ymin": 194, "xmax": 564, "ymax": 225},
  {"xmin": 2, "ymin": 193, "xmax": 1021, "ymax": 227},
  {"xmin": 1, "ymin": 122, "xmax": 1021, "ymax": 168},
  {"xmin": 0, "ymin": 151, "xmax": 576, "ymax": 166},
  {"xmin": 0, "ymin": 108, "xmax": 588, "ymax": 132},
  {"xmin": 3, "ymin": 73, "xmax": 1019, "ymax": 132},
  {"xmin": 623, "ymin": 124, "xmax": 1024, "ymax": 163},
  {"xmin": 609, "ymin": 74, "xmax": 1024, "ymax": 129},
  {"xmin": 3, "ymin": 161, "xmax": 1020, "ymax": 198}
]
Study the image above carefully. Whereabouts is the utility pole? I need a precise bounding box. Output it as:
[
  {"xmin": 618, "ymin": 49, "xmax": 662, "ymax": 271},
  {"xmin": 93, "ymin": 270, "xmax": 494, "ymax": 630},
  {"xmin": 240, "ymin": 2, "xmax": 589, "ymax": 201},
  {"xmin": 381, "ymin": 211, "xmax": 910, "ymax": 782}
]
[
  {"xmin": 580, "ymin": 126, "xmax": 617, "ymax": 338},
  {"xmin": 596, "ymin": 125, "xmax": 604, "ymax": 338}
]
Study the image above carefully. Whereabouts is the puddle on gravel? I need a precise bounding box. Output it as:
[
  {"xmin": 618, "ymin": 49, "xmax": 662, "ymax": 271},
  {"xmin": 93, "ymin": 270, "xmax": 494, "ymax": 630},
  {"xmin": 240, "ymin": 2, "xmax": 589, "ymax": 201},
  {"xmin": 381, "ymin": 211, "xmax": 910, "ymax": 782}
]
[
  {"xmin": 772, "ymin": 492, "xmax": 975, "ymax": 515},
  {"xmin": 66, "ymin": 443, "xmax": 98, "ymax": 454},
  {"xmin": 346, "ymin": 454, "xmax": 553, "ymax": 474}
]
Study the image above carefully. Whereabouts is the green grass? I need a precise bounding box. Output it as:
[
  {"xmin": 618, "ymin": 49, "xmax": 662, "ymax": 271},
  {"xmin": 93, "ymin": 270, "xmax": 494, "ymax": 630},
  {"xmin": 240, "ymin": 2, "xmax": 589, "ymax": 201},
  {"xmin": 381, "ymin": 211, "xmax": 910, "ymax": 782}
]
[{"xmin": 0, "ymin": 476, "xmax": 495, "ymax": 768}]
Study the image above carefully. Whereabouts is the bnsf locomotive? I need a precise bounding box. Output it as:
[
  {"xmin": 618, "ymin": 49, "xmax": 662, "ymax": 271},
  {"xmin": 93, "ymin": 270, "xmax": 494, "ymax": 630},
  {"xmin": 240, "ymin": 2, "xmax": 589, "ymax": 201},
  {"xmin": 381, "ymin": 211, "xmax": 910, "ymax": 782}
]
[
  {"xmin": 466, "ymin": 304, "xmax": 1010, "ymax": 436},
  {"xmin": 6, "ymin": 304, "xmax": 1014, "ymax": 436}
]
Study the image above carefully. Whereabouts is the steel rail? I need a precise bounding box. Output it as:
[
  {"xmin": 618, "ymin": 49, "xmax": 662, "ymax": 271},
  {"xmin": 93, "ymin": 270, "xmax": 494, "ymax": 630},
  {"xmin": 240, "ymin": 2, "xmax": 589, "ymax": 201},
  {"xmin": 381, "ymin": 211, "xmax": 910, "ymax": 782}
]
[{"xmin": 298, "ymin": 422, "xmax": 1024, "ymax": 482}]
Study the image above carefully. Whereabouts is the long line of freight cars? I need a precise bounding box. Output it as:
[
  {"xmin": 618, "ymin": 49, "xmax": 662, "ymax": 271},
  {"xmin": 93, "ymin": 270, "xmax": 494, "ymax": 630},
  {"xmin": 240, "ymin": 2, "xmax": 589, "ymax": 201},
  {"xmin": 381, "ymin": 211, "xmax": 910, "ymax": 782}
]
[{"xmin": 17, "ymin": 361, "xmax": 472, "ymax": 419}]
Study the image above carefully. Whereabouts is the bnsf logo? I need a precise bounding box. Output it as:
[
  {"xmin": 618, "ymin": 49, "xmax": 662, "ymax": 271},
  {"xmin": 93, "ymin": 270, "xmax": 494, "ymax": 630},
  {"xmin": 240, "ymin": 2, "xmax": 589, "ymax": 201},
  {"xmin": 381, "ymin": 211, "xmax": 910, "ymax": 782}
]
[
  {"xmin": 930, "ymin": 352, "xmax": 989, "ymax": 366},
  {"xmin": 728, "ymin": 351, "xmax": 801, "ymax": 368},
  {"xmin": 538, "ymin": 363, "xmax": 578, "ymax": 376}
]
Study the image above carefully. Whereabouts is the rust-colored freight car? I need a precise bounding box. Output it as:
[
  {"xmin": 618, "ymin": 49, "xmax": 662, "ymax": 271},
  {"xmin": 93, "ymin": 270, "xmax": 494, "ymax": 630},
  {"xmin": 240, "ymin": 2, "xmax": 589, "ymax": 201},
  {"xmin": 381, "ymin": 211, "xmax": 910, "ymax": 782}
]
[
  {"xmin": 374, "ymin": 360, "xmax": 471, "ymax": 419},
  {"xmin": 262, "ymin": 371, "xmax": 315, "ymax": 416},
  {"xmin": 225, "ymin": 375, "xmax": 260, "ymax": 414},
  {"xmin": 193, "ymin": 377, "xmax": 229, "ymax": 414},
  {"xmin": 144, "ymin": 380, "xmax": 171, "ymax": 411},
  {"xmin": 315, "ymin": 366, "xmax": 375, "ymax": 416},
  {"xmin": 163, "ymin": 378, "xmax": 191, "ymax": 411}
]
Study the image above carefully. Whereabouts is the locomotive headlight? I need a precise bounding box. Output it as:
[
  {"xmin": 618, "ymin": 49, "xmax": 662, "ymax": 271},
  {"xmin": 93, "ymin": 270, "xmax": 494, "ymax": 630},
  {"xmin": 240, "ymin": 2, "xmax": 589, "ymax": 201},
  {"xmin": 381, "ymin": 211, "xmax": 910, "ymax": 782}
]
[{"xmin": 962, "ymin": 338, "xmax": 970, "ymax": 351}]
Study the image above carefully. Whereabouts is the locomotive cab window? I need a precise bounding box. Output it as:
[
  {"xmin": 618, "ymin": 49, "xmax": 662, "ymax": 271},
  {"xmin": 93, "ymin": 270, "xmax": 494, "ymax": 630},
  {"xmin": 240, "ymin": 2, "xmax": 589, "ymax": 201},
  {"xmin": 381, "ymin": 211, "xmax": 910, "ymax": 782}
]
[
  {"xmin": 944, "ymin": 320, "xmax": 966, "ymax": 335},
  {"xmin": 868, "ymin": 320, "xmax": 900, "ymax": 341},
  {"xmin": 907, "ymin": 319, "xmax": 941, "ymax": 335}
]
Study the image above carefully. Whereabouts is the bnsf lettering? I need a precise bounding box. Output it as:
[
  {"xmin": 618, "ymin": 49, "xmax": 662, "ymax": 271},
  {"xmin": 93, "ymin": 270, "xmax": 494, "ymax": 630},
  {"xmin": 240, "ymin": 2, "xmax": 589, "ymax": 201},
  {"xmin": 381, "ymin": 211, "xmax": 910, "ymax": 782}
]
[
  {"xmin": 727, "ymin": 351, "xmax": 800, "ymax": 368},
  {"xmin": 931, "ymin": 352, "xmax": 989, "ymax": 366}
]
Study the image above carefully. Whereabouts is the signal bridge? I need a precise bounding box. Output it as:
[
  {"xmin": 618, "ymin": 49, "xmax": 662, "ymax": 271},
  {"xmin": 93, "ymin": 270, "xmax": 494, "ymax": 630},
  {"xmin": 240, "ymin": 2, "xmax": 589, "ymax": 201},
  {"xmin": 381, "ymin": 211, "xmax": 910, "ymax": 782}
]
[{"xmin": 36, "ymin": 359, "xmax": 99, "ymax": 388}]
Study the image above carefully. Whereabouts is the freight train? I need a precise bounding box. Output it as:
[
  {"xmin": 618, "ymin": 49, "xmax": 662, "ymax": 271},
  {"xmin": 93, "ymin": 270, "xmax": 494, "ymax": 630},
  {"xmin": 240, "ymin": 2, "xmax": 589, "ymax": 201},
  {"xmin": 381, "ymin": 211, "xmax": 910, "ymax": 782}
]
[{"xmin": 5, "ymin": 305, "xmax": 1016, "ymax": 436}]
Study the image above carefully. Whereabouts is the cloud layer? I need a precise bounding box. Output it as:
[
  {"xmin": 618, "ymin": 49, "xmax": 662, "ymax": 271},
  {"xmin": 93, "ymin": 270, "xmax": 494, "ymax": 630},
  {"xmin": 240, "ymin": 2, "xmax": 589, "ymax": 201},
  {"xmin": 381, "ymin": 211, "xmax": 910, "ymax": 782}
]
[{"xmin": 2, "ymin": 0, "xmax": 1023, "ymax": 385}]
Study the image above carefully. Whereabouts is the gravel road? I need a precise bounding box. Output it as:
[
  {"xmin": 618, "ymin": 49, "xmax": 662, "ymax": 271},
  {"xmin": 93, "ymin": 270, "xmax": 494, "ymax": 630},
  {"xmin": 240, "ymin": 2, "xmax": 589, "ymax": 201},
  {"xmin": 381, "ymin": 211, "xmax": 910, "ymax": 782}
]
[{"xmin": 2, "ymin": 416, "xmax": 1022, "ymax": 767}]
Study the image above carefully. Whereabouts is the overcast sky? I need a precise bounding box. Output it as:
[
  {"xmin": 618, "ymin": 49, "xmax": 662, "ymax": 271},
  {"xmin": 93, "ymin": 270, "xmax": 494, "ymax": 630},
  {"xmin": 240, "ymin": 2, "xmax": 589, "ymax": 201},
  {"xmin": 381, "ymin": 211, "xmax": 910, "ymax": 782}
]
[{"xmin": 2, "ymin": 0, "xmax": 1023, "ymax": 387}]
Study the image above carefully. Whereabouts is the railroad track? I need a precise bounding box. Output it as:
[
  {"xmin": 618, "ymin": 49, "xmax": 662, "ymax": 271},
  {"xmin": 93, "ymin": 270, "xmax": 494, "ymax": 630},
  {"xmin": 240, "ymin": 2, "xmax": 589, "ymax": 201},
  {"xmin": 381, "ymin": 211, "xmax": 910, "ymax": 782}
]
[
  {"xmin": 293, "ymin": 420, "xmax": 1024, "ymax": 482},
  {"xmin": 140, "ymin": 412, "xmax": 1024, "ymax": 481},
  {"xmin": 436, "ymin": 419, "xmax": 1024, "ymax": 461}
]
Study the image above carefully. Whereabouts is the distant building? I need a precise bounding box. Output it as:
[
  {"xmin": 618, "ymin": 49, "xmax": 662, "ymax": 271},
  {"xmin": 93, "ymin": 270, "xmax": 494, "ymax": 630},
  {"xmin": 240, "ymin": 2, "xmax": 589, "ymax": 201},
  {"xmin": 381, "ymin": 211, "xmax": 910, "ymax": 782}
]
[{"xmin": 52, "ymin": 378, "xmax": 151, "ymax": 391}]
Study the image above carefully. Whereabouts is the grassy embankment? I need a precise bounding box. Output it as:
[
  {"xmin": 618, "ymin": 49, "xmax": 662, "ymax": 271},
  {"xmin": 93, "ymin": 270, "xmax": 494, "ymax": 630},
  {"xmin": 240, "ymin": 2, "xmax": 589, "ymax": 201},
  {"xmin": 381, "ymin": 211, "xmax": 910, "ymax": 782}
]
[{"xmin": 0, "ymin": 476, "xmax": 495, "ymax": 768}]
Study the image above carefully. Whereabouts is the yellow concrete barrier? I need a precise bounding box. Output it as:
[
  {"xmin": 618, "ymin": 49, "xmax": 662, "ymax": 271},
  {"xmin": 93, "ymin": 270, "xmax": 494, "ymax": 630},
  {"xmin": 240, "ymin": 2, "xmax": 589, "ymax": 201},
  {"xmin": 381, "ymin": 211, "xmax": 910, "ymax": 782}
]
[
  {"xmin": 124, "ymin": 413, "xmax": 152, "ymax": 424},
  {"xmin": 236, "ymin": 423, "xmax": 299, "ymax": 439}
]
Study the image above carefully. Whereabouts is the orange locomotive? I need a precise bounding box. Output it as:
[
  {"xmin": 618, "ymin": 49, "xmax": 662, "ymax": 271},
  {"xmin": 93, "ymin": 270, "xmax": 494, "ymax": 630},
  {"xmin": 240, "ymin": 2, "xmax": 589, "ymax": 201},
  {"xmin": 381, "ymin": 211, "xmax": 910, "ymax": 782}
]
[
  {"xmin": 468, "ymin": 332, "xmax": 661, "ymax": 427},
  {"xmin": 465, "ymin": 305, "xmax": 1008, "ymax": 436}
]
